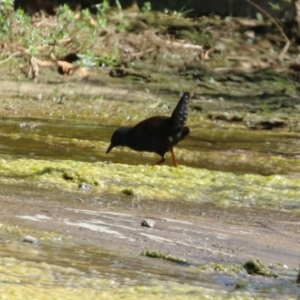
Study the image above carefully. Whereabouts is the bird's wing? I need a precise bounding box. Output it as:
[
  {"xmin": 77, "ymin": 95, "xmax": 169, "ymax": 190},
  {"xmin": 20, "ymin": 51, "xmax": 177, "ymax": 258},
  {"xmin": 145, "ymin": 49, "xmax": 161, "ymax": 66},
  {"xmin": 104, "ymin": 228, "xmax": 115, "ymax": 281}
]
[{"xmin": 133, "ymin": 116, "xmax": 168, "ymax": 138}]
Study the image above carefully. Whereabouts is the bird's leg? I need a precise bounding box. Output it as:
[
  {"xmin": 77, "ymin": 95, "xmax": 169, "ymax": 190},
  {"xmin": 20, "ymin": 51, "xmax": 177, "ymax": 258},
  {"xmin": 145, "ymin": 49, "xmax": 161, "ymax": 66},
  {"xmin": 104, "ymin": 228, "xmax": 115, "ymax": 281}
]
[
  {"xmin": 169, "ymin": 147, "xmax": 178, "ymax": 167},
  {"xmin": 154, "ymin": 155, "xmax": 166, "ymax": 165}
]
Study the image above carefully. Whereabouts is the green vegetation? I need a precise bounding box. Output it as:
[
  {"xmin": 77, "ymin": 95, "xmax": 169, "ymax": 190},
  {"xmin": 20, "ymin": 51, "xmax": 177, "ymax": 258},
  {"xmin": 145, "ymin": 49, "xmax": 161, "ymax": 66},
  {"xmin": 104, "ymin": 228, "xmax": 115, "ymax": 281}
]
[
  {"xmin": 198, "ymin": 262, "xmax": 245, "ymax": 275},
  {"xmin": 243, "ymin": 259, "xmax": 278, "ymax": 278},
  {"xmin": 141, "ymin": 1, "xmax": 152, "ymax": 12},
  {"xmin": 0, "ymin": 0, "xmax": 119, "ymax": 65},
  {"xmin": 121, "ymin": 188, "xmax": 134, "ymax": 196},
  {"xmin": 140, "ymin": 250, "xmax": 187, "ymax": 264}
]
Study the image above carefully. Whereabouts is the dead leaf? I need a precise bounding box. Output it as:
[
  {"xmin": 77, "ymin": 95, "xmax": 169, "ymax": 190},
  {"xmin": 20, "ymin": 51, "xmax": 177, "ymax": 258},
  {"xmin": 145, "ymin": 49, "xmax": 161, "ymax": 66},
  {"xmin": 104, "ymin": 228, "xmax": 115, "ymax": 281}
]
[{"xmin": 56, "ymin": 60, "xmax": 75, "ymax": 75}]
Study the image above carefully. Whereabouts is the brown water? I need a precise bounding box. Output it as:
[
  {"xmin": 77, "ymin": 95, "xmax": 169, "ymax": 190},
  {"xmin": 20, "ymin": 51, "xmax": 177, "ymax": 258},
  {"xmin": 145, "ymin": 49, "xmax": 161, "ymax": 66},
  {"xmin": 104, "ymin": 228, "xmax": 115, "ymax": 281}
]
[{"xmin": 1, "ymin": 116, "xmax": 300, "ymax": 174}]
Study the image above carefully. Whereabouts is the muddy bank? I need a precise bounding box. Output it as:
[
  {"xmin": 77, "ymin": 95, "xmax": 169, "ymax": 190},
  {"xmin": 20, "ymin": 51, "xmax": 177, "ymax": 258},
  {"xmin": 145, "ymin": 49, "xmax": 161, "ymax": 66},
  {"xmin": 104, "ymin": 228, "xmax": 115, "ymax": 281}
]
[
  {"xmin": 0, "ymin": 184, "xmax": 299, "ymax": 299},
  {"xmin": 0, "ymin": 64, "xmax": 299, "ymax": 297},
  {"xmin": 0, "ymin": 76, "xmax": 299, "ymax": 299}
]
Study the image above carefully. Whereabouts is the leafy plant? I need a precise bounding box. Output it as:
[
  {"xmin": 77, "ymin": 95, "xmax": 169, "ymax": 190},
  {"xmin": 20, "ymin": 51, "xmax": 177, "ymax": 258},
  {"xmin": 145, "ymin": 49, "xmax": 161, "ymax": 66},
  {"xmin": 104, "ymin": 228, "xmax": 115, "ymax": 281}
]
[
  {"xmin": 142, "ymin": 2, "xmax": 152, "ymax": 12},
  {"xmin": 0, "ymin": 0, "xmax": 14, "ymax": 39},
  {"xmin": 0, "ymin": 0, "xmax": 123, "ymax": 67}
]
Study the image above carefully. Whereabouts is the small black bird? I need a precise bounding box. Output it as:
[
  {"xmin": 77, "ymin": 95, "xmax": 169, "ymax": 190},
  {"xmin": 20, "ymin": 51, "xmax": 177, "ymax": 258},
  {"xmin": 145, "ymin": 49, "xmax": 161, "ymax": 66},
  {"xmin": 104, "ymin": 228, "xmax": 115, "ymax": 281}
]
[{"xmin": 106, "ymin": 92, "xmax": 190, "ymax": 167}]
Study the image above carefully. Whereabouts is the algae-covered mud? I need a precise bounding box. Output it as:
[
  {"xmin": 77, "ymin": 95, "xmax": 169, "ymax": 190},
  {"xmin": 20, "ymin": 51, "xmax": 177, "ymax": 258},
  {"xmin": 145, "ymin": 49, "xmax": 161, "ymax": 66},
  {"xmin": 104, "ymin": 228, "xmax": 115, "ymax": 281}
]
[
  {"xmin": 0, "ymin": 184, "xmax": 299, "ymax": 299},
  {"xmin": 1, "ymin": 157, "xmax": 300, "ymax": 208},
  {"xmin": 1, "ymin": 4, "xmax": 300, "ymax": 299}
]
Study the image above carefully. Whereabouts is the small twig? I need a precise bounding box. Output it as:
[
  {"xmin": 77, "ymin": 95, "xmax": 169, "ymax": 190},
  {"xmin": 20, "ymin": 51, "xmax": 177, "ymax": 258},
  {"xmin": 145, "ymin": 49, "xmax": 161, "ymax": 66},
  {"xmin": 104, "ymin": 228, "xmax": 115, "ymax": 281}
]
[
  {"xmin": 243, "ymin": 0, "xmax": 290, "ymax": 60},
  {"xmin": 0, "ymin": 51, "xmax": 21, "ymax": 65},
  {"xmin": 165, "ymin": 40, "xmax": 203, "ymax": 51},
  {"xmin": 130, "ymin": 48, "xmax": 155, "ymax": 58},
  {"xmin": 279, "ymin": 41, "xmax": 291, "ymax": 61}
]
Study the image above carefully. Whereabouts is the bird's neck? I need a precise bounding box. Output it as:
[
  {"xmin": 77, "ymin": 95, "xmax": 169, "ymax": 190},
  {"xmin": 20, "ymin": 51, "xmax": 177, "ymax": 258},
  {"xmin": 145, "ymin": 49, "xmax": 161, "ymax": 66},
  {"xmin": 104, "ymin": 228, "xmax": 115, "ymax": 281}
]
[{"xmin": 120, "ymin": 127, "xmax": 133, "ymax": 146}]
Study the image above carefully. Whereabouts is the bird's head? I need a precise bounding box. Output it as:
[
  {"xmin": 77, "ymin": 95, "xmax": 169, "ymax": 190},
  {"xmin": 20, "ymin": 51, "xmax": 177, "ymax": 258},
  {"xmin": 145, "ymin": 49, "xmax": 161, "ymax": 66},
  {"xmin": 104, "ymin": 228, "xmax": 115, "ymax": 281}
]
[{"xmin": 106, "ymin": 127, "xmax": 131, "ymax": 154}]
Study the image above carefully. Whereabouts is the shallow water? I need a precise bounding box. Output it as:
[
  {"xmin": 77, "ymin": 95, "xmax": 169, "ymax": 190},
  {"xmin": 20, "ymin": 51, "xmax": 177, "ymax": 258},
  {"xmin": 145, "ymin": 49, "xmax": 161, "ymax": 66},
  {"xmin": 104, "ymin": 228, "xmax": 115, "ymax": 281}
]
[{"xmin": 0, "ymin": 116, "xmax": 300, "ymax": 175}]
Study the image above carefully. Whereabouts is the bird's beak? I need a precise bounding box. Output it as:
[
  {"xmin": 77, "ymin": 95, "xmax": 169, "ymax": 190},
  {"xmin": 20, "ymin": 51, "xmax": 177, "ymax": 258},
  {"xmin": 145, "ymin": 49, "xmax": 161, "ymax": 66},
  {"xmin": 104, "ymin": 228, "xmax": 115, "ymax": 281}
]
[{"xmin": 106, "ymin": 143, "xmax": 114, "ymax": 154}]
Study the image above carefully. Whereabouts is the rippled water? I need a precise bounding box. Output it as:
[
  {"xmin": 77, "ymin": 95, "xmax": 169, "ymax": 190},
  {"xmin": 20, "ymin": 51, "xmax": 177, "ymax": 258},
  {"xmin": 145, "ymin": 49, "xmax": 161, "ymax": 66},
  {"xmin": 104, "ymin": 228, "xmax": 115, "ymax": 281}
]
[{"xmin": 1, "ymin": 116, "xmax": 300, "ymax": 174}]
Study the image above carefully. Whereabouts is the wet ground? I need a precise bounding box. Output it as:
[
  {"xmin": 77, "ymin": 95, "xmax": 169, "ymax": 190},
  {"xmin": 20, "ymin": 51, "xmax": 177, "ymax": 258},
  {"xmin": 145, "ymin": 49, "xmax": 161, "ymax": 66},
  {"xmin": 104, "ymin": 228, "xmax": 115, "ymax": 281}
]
[
  {"xmin": 0, "ymin": 183, "xmax": 299, "ymax": 298},
  {"xmin": 0, "ymin": 73, "xmax": 300, "ymax": 298},
  {"xmin": 0, "ymin": 27, "xmax": 300, "ymax": 297}
]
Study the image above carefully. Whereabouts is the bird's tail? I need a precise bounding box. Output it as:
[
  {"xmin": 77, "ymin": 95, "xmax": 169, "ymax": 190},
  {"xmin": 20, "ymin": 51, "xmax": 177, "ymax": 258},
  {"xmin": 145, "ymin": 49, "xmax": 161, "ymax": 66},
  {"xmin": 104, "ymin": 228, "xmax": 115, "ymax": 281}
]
[{"xmin": 170, "ymin": 92, "xmax": 190, "ymax": 126}]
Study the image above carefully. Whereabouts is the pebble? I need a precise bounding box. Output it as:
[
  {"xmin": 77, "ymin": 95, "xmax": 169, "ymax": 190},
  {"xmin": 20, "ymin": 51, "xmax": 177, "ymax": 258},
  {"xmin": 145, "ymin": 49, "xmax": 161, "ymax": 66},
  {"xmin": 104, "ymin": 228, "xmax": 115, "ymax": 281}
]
[
  {"xmin": 141, "ymin": 219, "xmax": 155, "ymax": 228},
  {"xmin": 78, "ymin": 182, "xmax": 92, "ymax": 190},
  {"xmin": 23, "ymin": 235, "xmax": 39, "ymax": 244}
]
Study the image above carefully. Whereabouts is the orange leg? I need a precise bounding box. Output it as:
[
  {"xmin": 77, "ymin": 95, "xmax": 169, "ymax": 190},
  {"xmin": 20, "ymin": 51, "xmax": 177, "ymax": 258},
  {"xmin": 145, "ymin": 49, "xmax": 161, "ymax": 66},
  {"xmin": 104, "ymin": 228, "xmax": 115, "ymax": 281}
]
[
  {"xmin": 169, "ymin": 147, "xmax": 178, "ymax": 167},
  {"xmin": 154, "ymin": 156, "xmax": 166, "ymax": 165}
]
